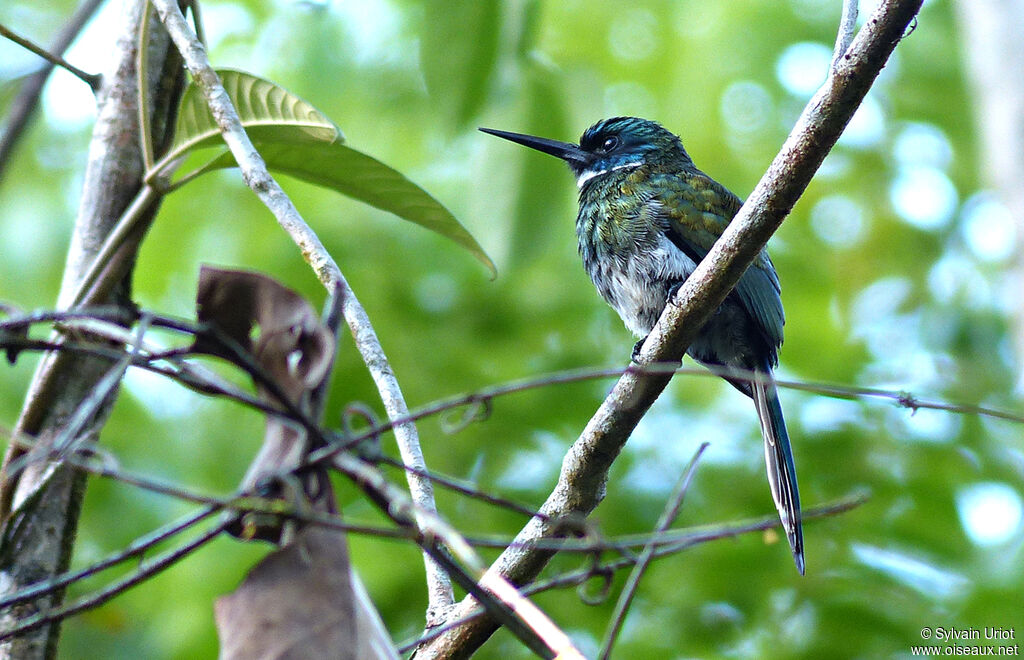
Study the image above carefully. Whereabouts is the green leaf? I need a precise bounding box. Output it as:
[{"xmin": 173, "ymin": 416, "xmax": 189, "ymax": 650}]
[
  {"xmin": 164, "ymin": 68, "xmax": 494, "ymax": 276},
  {"xmin": 159, "ymin": 69, "xmax": 340, "ymax": 172},
  {"xmin": 204, "ymin": 141, "xmax": 496, "ymax": 277}
]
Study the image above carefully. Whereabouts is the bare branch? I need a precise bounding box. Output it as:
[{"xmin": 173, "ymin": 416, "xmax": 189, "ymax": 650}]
[
  {"xmin": 377, "ymin": 456, "xmax": 547, "ymax": 521},
  {"xmin": 401, "ymin": 494, "xmax": 867, "ymax": 653},
  {"xmin": 0, "ymin": 21, "xmax": 100, "ymax": 91}
]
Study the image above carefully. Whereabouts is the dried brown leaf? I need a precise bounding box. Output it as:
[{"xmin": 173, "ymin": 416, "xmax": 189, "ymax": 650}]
[
  {"xmin": 216, "ymin": 527, "xmax": 366, "ymax": 660},
  {"xmin": 194, "ymin": 265, "xmax": 334, "ymax": 405},
  {"xmin": 193, "ymin": 266, "xmax": 337, "ymax": 541}
]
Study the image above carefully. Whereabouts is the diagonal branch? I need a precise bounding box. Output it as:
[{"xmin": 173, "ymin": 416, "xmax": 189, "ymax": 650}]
[
  {"xmin": 147, "ymin": 0, "xmax": 455, "ymax": 622},
  {"xmin": 0, "ymin": 19, "xmax": 100, "ymax": 90},
  {"xmin": 0, "ymin": 522, "xmax": 227, "ymax": 642},
  {"xmin": 415, "ymin": 0, "xmax": 925, "ymax": 657}
]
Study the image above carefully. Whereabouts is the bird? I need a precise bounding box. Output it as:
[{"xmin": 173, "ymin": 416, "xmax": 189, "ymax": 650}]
[{"xmin": 480, "ymin": 117, "xmax": 804, "ymax": 574}]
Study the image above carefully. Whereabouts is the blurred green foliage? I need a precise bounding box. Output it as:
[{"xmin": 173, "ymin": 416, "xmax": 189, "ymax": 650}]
[{"xmin": 1, "ymin": 0, "xmax": 1022, "ymax": 658}]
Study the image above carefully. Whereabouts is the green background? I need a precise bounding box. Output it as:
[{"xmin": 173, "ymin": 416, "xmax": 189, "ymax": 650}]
[{"xmin": 1, "ymin": 0, "xmax": 1021, "ymax": 657}]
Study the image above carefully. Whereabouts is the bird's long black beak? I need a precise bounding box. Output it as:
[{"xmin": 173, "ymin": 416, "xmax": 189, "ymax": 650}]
[{"xmin": 479, "ymin": 127, "xmax": 588, "ymax": 167}]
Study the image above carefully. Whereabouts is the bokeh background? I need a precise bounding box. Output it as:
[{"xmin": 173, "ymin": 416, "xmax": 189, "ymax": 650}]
[{"xmin": 1, "ymin": 0, "xmax": 1022, "ymax": 657}]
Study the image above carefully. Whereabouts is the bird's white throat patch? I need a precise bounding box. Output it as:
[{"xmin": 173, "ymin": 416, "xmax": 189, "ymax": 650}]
[{"xmin": 576, "ymin": 160, "xmax": 643, "ymax": 189}]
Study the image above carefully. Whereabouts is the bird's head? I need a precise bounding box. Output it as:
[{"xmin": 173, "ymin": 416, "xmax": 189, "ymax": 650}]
[{"xmin": 480, "ymin": 116, "xmax": 690, "ymax": 189}]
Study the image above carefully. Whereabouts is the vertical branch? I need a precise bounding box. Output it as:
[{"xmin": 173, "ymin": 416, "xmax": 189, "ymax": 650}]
[
  {"xmin": 342, "ymin": 294, "xmax": 456, "ymax": 626},
  {"xmin": 0, "ymin": 1, "xmax": 183, "ymax": 657},
  {"xmin": 137, "ymin": 1, "xmax": 156, "ymax": 172}
]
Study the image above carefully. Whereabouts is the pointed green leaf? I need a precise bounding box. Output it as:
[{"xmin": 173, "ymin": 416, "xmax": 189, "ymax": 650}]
[
  {"xmin": 163, "ymin": 69, "xmax": 493, "ymax": 275},
  {"xmin": 160, "ymin": 69, "xmax": 340, "ymax": 171},
  {"xmin": 203, "ymin": 141, "xmax": 496, "ymax": 277}
]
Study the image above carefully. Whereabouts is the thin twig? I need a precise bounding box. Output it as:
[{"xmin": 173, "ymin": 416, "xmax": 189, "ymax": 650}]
[
  {"xmin": 186, "ymin": 0, "xmax": 206, "ymax": 46},
  {"xmin": 598, "ymin": 443, "xmax": 708, "ymax": 660},
  {"xmin": 53, "ymin": 316, "xmax": 151, "ymax": 457},
  {"xmin": 0, "ymin": 505, "xmax": 218, "ymax": 610},
  {"xmin": 5, "ymin": 309, "xmax": 1023, "ymax": 447},
  {"xmin": 0, "ymin": 522, "xmax": 225, "ymax": 642},
  {"xmin": 306, "ymin": 361, "xmax": 1024, "ymax": 472},
  {"xmin": 0, "ymin": 22, "xmax": 100, "ymax": 90},
  {"xmin": 68, "ymin": 184, "xmax": 163, "ymax": 307},
  {"xmin": 377, "ymin": 456, "xmax": 547, "ymax": 521},
  {"xmin": 5, "ymin": 310, "xmax": 1022, "ymax": 448},
  {"xmin": 311, "ymin": 282, "xmax": 344, "ymax": 418},
  {"xmin": 400, "ymin": 493, "xmax": 867, "ymax": 652},
  {"xmin": 0, "ymin": 334, "xmax": 285, "ymax": 420},
  {"xmin": 0, "ymin": 0, "xmax": 105, "ymax": 183}
]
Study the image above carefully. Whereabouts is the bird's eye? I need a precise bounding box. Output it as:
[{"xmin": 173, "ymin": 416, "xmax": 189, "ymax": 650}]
[{"xmin": 601, "ymin": 136, "xmax": 619, "ymax": 152}]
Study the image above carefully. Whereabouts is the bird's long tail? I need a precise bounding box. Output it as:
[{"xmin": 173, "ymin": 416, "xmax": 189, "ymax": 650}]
[{"xmin": 751, "ymin": 365, "xmax": 804, "ymax": 575}]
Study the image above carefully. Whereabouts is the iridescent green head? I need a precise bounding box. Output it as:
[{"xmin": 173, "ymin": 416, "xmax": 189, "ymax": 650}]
[{"xmin": 480, "ymin": 116, "xmax": 692, "ymax": 188}]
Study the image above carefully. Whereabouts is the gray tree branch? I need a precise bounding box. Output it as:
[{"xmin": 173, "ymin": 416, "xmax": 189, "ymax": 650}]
[
  {"xmin": 415, "ymin": 1, "xmax": 924, "ymax": 657},
  {"xmin": 0, "ymin": 1, "xmax": 182, "ymax": 657}
]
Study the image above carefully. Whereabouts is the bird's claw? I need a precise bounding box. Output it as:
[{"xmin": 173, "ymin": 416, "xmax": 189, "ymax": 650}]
[
  {"xmin": 631, "ymin": 337, "xmax": 646, "ymax": 363},
  {"xmin": 667, "ymin": 281, "xmax": 683, "ymax": 308}
]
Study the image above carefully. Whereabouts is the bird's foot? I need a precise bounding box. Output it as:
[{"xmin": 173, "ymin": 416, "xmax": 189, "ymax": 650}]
[
  {"xmin": 666, "ymin": 281, "xmax": 683, "ymax": 307},
  {"xmin": 631, "ymin": 336, "xmax": 647, "ymax": 363}
]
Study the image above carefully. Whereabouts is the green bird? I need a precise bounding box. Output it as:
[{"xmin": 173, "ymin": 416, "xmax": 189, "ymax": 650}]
[{"xmin": 481, "ymin": 117, "xmax": 804, "ymax": 574}]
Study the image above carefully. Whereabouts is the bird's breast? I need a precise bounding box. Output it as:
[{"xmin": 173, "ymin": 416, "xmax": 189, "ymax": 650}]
[{"xmin": 577, "ymin": 214, "xmax": 698, "ymax": 337}]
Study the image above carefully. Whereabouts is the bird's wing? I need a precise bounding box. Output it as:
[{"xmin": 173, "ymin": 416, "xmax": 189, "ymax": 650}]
[{"xmin": 653, "ymin": 171, "xmax": 785, "ymax": 356}]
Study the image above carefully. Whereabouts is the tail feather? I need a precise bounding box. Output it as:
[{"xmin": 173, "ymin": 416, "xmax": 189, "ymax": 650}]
[{"xmin": 752, "ymin": 368, "xmax": 804, "ymax": 575}]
